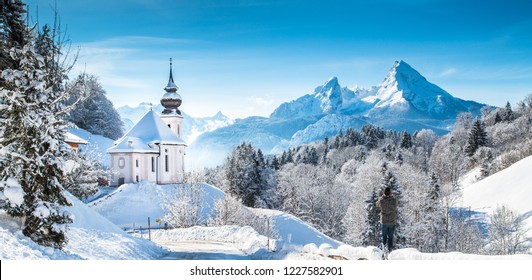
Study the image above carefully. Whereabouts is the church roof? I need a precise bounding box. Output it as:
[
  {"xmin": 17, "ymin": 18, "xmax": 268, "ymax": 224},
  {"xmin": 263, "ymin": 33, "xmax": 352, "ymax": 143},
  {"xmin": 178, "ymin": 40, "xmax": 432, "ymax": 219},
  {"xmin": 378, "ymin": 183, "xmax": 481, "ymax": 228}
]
[{"xmin": 108, "ymin": 110, "xmax": 186, "ymax": 154}]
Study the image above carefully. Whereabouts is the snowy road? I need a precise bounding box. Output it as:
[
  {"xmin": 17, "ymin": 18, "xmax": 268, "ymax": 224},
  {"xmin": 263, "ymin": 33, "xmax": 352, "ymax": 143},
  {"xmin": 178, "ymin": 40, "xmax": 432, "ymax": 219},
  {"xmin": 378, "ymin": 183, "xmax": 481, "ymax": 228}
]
[{"xmin": 158, "ymin": 240, "xmax": 252, "ymax": 260}]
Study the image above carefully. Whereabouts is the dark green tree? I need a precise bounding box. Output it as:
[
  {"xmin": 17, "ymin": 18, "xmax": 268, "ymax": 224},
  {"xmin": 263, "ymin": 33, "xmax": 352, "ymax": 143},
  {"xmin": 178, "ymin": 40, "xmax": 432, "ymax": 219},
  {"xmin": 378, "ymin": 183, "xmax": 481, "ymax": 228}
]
[
  {"xmin": 1, "ymin": 0, "xmax": 27, "ymax": 72},
  {"xmin": 400, "ymin": 131, "xmax": 413, "ymax": 149},
  {"xmin": 465, "ymin": 119, "xmax": 488, "ymax": 157},
  {"xmin": 66, "ymin": 74, "xmax": 124, "ymax": 140},
  {"xmin": 503, "ymin": 101, "xmax": 514, "ymax": 122}
]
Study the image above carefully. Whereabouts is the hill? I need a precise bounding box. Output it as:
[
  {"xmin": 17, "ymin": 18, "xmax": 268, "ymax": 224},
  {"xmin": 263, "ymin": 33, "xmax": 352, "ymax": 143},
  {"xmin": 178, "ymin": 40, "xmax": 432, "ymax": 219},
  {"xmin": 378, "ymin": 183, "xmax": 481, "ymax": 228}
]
[{"xmin": 460, "ymin": 155, "xmax": 532, "ymax": 231}]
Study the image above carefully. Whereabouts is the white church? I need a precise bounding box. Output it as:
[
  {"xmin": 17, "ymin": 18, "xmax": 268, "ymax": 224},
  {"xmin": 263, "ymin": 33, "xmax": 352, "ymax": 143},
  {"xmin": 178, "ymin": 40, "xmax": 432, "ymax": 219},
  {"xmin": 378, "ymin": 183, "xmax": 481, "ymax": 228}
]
[{"xmin": 108, "ymin": 60, "xmax": 187, "ymax": 185}]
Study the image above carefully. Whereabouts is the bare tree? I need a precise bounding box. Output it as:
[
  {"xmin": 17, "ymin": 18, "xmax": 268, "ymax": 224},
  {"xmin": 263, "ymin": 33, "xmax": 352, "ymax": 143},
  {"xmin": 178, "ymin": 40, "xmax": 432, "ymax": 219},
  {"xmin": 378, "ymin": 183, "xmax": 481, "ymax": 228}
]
[{"xmin": 487, "ymin": 205, "xmax": 531, "ymax": 255}]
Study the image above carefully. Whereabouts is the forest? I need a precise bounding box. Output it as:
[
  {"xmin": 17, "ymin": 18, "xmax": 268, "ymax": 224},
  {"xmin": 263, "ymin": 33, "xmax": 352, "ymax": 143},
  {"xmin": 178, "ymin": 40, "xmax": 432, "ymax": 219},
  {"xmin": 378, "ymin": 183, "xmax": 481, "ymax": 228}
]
[{"xmin": 184, "ymin": 98, "xmax": 532, "ymax": 255}]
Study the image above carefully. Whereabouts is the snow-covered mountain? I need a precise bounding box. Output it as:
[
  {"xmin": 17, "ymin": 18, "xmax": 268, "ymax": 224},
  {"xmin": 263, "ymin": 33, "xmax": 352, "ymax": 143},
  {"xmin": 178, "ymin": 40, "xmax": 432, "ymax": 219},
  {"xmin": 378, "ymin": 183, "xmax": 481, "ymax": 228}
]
[
  {"xmin": 190, "ymin": 60, "xmax": 487, "ymax": 167},
  {"xmin": 117, "ymin": 102, "xmax": 234, "ymax": 144}
]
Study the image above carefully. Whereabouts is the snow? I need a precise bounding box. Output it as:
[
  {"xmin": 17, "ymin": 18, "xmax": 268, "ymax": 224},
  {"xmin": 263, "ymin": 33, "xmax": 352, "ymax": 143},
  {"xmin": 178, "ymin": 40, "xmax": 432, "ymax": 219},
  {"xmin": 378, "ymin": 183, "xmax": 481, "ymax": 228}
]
[
  {"xmin": 2, "ymin": 159, "xmax": 532, "ymax": 261},
  {"xmin": 460, "ymin": 155, "xmax": 532, "ymax": 231},
  {"xmin": 389, "ymin": 248, "xmax": 532, "ymax": 260},
  {"xmin": 2, "ymin": 177, "xmax": 24, "ymax": 206},
  {"xmin": 0, "ymin": 190, "xmax": 168, "ymax": 260},
  {"xmin": 89, "ymin": 182, "xmax": 224, "ymax": 228},
  {"xmin": 64, "ymin": 131, "xmax": 88, "ymax": 144}
]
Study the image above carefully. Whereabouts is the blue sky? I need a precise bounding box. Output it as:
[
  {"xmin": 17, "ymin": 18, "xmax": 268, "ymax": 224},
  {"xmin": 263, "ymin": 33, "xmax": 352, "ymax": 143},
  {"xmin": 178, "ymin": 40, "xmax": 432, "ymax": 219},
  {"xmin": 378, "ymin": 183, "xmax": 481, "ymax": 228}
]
[{"xmin": 25, "ymin": 0, "xmax": 532, "ymax": 118}]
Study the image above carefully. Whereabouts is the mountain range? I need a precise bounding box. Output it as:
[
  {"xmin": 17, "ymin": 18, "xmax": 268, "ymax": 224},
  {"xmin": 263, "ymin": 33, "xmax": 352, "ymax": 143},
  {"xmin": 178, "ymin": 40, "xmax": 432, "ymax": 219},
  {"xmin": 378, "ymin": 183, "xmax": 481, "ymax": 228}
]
[
  {"xmin": 186, "ymin": 60, "xmax": 487, "ymax": 167},
  {"xmin": 117, "ymin": 103, "xmax": 234, "ymax": 145}
]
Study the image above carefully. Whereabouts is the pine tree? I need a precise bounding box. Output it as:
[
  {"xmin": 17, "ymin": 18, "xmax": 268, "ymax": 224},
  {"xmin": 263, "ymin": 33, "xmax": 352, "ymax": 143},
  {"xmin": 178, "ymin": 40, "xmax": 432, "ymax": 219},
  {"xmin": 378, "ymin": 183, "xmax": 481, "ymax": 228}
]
[
  {"xmin": 379, "ymin": 162, "xmax": 405, "ymax": 247},
  {"xmin": 465, "ymin": 118, "xmax": 488, "ymax": 157},
  {"xmin": 479, "ymin": 149, "xmax": 494, "ymax": 178},
  {"xmin": 1, "ymin": 36, "xmax": 74, "ymax": 249},
  {"xmin": 421, "ymin": 173, "xmax": 445, "ymax": 253},
  {"xmin": 270, "ymin": 155, "xmax": 280, "ymax": 170},
  {"xmin": 494, "ymin": 112, "xmax": 502, "ymax": 124},
  {"xmin": 1, "ymin": 0, "xmax": 27, "ymax": 71},
  {"xmin": 503, "ymin": 101, "xmax": 514, "ymax": 122},
  {"xmin": 400, "ymin": 131, "xmax": 413, "ymax": 149},
  {"xmin": 225, "ymin": 143, "xmax": 261, "ymax": 207},
  {"xmin": 66, "ymin": 74, "xmax": 123, "ymax": 140},
  {"xmin": 362, "ymin": 188, "xmax": 381, "ymax": 246}
]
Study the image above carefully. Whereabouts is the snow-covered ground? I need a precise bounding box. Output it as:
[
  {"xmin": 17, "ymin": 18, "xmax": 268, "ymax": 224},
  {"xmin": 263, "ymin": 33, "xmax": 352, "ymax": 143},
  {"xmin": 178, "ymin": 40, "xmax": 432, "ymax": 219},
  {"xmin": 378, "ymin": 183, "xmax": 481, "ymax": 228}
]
[
  {"xmin": 4, "ymin": 179, "xmax": 532, "ymax": 261},
  {"xmin": 3, "ymin": 156, "xmax": 532, "ymax": 261},
  {"xmin": 460, "ymin": 155, "xmax": 532, "ymax": 235}
]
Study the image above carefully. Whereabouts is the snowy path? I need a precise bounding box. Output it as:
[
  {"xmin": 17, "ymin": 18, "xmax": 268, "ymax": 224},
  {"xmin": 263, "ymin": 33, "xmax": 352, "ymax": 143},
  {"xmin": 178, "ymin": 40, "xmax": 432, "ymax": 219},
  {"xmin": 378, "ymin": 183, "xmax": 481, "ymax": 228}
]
[{"xmin": 157, "ymin": 240, "xmax": 252, "ymax": 260}]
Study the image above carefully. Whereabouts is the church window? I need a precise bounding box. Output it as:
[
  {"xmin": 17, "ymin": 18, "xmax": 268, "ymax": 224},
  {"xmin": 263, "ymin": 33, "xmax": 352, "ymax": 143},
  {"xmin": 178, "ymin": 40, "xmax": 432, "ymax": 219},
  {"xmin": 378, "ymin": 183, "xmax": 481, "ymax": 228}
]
[
  {"xmin": 118, "ymin": 157, "xmax": 125, "ymax": 169},
  {"xmin": 165, "ymin": 155, "xmax": 169, "ymax": 172},
  {"xmin": 151, "ymin": 157, "xmax": 155, "ymax": 172},
  {"xmin": 135, "ymin": 159, "xmax": 139, "ymax": 167}
]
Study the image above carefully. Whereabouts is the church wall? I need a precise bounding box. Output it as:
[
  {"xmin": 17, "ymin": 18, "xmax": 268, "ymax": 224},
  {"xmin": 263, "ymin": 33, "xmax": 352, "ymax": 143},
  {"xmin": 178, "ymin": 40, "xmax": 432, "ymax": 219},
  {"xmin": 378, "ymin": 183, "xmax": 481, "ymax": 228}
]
[
  {"xmin": 157, "ymin": 145, "xmax": 185, "ymax": 184},
  {"xmin": 110, "ymin": 152, "xmax": 159, "ymax": 185},
  {"xmin": 110, "ymin": 153, "xmax": 132, "ymax": 185}
]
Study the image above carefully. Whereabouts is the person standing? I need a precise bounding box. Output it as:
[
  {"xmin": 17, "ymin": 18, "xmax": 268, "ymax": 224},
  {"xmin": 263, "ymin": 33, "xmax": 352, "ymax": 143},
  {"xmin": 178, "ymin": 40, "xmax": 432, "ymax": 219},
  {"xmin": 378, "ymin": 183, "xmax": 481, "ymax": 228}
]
[{"xmin": 376, "ymin": 187, "xmax": 398, "ymax": 252}]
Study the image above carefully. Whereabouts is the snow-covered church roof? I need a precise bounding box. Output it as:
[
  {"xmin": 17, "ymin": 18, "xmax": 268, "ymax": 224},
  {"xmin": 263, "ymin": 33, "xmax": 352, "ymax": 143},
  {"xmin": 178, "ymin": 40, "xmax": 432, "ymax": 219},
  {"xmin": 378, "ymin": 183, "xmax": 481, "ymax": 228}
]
[{"xmin": 108, "ymin": 110, "xmax": 186, "ymax": 154}]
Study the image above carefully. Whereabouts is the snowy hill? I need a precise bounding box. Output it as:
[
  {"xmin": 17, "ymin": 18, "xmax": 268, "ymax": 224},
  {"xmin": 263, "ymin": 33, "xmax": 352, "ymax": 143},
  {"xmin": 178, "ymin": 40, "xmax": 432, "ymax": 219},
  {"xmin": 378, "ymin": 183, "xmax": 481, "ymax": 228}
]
[
  {"xmin": 190, "ymin": 60, "xmax": 486, "ymax": 167},
  {"xmin": 3, "ymin": 178, "xmax": 532, "ymax": 260},
  {"xmin": 117, "ymin": 102, "xmax": 234, "ymax": 144},
  {"xmin": 89, "ymin": 182, "xmax": 341, "ymax": 248},
  {"xmin": 460, "ymin": 155, "xmax": 532, "ymax": 232},
  {"xmin": 0, "ymin": 191, "xmax": 167, "ymax": 259},
  {"xmin": 89, "ymin": 182, "xmax": 224, "ymax": 229}
]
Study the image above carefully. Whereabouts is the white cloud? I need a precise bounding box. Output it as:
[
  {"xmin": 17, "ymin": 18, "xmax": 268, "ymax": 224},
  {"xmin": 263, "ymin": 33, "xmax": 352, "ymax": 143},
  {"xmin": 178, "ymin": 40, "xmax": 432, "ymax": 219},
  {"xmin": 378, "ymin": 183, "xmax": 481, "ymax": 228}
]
[
  {"xmin": 248, "ymin": 96, "xmax": 275, "ymax": 106},
  {"xmin": 439, "ymin": 68, "xmax": 458, "ymax": 77}
]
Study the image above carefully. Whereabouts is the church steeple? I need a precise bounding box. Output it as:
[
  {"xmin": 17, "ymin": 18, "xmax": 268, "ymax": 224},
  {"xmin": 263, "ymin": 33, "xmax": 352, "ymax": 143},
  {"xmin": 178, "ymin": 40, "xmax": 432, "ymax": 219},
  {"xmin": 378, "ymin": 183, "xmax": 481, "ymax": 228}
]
[
  {"xmin": 161, "ymin": 58, "xmax": 182, "ymax": 115},
  {"xmin": 165, "ymin": 58, "xmax": 178, "ymax": 93}
]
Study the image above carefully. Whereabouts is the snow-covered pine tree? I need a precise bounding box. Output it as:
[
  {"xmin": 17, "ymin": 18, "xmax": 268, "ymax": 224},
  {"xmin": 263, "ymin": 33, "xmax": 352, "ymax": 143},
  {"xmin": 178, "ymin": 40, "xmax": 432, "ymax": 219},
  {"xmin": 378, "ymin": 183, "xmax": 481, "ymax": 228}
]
[
  {"xmin": 66, "ymin": 74, "xmax": 123, "ymax": 140},
  {"xmin": 465, "ymin": 118, "xmax": 488, "ymax": 157},
  {"xmin": 503, "ymin": 101, "xmax": 514, "ymax": 122},
  {"xmin": 362, "ymin": 187, "xmax": 380, "ymax": 246},
  {"xmin": 0, "ymin": 34, "xmax": 75, "ymax": 248},
  {"xmin": 225, "ymin": 143, "xmax": 261, "ymax": 207},
  {"xmin": 379, "ymin": 162, "xmax": 406, "ymax": 247},
  {"xmin": 419, "ymin": 172, "xmax": 445, "ymax": 253},
  {"xmin": 400, "ymin": 130, "xmax": 413, "ymax": 149},
  {"xmin": 0, "ymin": 0, "xmax": 27, "ymax": 72}
]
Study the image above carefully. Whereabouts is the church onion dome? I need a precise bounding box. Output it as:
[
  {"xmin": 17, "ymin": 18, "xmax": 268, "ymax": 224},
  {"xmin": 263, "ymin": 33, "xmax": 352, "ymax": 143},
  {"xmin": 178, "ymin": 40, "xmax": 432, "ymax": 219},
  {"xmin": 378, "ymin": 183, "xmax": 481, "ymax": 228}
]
[{"xmin": 161, "ymin": 58, "xmax": 182, "ymax": 115}]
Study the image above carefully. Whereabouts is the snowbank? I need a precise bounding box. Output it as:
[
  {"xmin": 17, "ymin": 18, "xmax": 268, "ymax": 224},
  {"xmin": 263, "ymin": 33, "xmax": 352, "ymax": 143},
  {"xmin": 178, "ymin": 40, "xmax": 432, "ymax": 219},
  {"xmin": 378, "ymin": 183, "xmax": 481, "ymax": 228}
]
[
  {"xmin": 0, "ymin": 191, "xmax": 168, "ymax": 260},
  {"xmin": 390, "ymin": 248, "xmax": 532, "ymax": 260},
  {"xmin": 150, "ymin": 225, "xmax": 273, "ymax": 258}
]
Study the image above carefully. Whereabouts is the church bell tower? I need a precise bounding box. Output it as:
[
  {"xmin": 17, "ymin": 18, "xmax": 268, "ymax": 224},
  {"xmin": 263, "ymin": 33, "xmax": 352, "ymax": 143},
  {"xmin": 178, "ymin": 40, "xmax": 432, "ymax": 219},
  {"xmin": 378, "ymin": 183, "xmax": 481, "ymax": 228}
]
[{"xmin": 160, "ymin": 58, "xmax": 183, "ymax": 138}]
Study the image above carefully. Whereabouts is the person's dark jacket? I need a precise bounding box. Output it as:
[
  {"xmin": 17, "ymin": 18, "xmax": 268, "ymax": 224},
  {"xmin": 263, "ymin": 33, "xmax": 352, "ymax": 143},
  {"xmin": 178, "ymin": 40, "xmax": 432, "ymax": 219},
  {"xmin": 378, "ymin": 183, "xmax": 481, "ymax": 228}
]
[{"xmin": 377, "ymin": 194, "xmax": 397, "ymax": 225}]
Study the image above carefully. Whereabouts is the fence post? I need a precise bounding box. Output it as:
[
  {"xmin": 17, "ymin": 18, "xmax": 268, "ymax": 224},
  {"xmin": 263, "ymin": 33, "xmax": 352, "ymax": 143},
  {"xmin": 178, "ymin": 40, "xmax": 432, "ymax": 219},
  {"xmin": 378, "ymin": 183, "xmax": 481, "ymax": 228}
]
[
  {"xmin": 267, "ymin": 217, "xmax": 270, "ymax": 251},
  {"xmin": 148, "ymin": 217, "xmax": 151, "ymax": 241}
]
